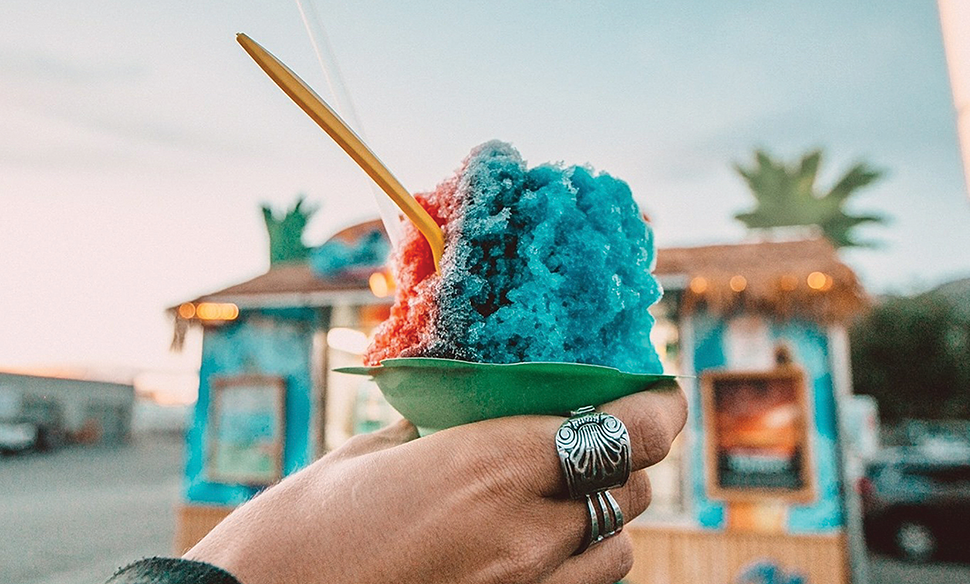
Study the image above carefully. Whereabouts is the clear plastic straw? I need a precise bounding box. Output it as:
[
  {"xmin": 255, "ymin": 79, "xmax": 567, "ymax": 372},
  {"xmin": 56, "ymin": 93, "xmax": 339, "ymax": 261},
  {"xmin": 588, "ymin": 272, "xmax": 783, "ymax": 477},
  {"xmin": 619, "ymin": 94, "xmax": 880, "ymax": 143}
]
[{"xmin": 295, "ymin": 0, "xmax": 404, "ymax": 247}]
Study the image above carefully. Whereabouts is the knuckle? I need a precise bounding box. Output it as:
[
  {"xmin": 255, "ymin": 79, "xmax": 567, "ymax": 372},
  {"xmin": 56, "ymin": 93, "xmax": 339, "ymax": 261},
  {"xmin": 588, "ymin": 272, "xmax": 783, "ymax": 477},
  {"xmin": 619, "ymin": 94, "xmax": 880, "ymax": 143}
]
[
  {"xmin": 331, "ymin": 433, "xmax": 368, "ymax": 457},
  {"xmin": 634, "ymin": 406, "xmax": 673, "ymax": 467},
  {"xmin": 478, "ymin": 439, "xmax": 533, "ymax": 493},
  {"xmin": 592, "ymin": 533, "xmax": 634, "ymax": 584},
  {"xmin": 447, "ymin": 429, "xmax": 510, "ymax": 478},
  {"xmin": 629, "ymin": 390, "xmax": 688, "ymax": 468},
  {"xmin": 363, "ymin": 419, "xmax": 414, "ymax": 447},
  {"xmin": 485, "ymin": 424, "xmax": 553, "ymax": 493},
  {"xmin": 670, "ymin": 387, "xmax": 689, "ymax": 434},
  {"xmin": 460, "ymin": 459, "xmax": 510, "ymax": 507},
  {"xmin": 613, "ymin": 534, "xmax": 635, "ymax": 579},
  {"xmin": 498, "ymin": 544, "xmax": 548, "ymax": 583}
]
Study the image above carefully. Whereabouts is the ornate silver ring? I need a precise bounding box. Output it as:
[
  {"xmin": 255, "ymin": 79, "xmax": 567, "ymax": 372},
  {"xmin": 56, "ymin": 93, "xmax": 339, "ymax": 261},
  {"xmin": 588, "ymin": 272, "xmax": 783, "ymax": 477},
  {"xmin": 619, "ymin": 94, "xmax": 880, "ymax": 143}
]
[
  {"xmin": 576, "ymin": 490, "xmax": 624, "ymax": 554},
  {"xmin": 556, "ymin": 406, "xmax": 632, "ymax": 500}
]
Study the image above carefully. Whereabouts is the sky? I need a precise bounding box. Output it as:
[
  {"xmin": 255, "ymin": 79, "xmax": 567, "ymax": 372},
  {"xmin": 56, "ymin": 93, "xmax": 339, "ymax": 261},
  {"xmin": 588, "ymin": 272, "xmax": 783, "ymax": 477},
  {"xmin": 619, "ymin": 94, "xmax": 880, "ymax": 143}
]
[{"xmin": 1, "ymin": 0, "xmax": 968, "ymax": 386}]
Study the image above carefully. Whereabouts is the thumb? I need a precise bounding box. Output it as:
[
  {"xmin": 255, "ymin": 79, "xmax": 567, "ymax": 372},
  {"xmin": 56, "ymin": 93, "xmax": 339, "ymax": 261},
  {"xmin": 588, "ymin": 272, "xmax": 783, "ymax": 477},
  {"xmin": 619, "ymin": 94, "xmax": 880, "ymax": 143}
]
[{"xmin": 327, "ymin": 418, "xmax": 419, "ymax": 462}]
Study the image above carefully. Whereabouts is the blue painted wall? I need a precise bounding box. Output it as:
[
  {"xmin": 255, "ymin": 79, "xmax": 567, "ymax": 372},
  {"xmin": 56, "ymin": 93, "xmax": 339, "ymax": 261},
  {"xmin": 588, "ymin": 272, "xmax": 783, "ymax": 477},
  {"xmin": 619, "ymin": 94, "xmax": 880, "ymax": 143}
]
[
  {"xmin": 183, "ymin": 308, "xmax": 326, "ymax": 506},
  {"xmin": 691, "ymin": 312, "xmax": 729, "ymax": 529},
  {"xmin": 689, "ymin": 312, "xmax": 845, "ymax": 533}
]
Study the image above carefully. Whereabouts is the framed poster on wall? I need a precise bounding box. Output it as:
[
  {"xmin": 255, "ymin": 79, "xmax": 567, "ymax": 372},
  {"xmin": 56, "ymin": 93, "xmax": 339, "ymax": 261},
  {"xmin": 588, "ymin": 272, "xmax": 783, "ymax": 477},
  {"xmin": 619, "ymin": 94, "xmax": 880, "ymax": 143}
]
[
  {"xmin": 702, "ymin": 367, "xmax": 814, "ymax": 502},
  {"xmin": 207, "ymin": 375, "xmax": 286, "ymax": 486}
]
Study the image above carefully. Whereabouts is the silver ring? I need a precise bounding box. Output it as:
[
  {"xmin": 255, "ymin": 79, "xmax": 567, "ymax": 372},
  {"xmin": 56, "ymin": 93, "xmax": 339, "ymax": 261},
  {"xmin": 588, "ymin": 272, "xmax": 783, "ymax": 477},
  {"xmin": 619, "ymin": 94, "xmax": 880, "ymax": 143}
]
[
  {"xmin": 556, "ymin": 406, "xmax": 632, "ymax": 500},
  {"xmin": 575, "ymin": 490, "xmax": 624, "ymax": 554}
]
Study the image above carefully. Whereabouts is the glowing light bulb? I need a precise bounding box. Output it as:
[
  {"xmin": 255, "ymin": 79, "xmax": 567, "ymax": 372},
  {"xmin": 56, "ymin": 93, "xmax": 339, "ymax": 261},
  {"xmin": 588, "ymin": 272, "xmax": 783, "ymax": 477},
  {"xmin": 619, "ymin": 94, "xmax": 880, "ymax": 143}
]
[
  {"xmin": 729, "ymin": 275, "xmax": 747, "ymax": 293},
  {"xmin": 196, "ymin": 303, "xmax": 239, "ymax": 321},
  {"xmin": 807, "ymin": 272, "xmax": 829, "ymax": 290},
  {"xmin": 369, "ymin": 272, "xmax": 390, "ymax": 298}
]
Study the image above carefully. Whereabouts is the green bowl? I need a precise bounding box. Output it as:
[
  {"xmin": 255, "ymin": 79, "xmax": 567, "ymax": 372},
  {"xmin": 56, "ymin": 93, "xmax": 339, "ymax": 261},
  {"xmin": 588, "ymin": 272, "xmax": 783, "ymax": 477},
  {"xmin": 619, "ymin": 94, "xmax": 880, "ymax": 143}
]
[{"xmin": 335, "ymin": 357, "xmax": 679, "ymax": 435}]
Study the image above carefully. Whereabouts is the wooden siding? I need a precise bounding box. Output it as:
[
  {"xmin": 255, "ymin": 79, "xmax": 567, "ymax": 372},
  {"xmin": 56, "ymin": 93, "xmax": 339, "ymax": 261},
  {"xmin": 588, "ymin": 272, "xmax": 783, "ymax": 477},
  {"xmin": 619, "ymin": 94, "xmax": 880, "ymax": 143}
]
[
  {"xmin": 627, "ymin": 525, "xmax": 848, "ymax": 584},
  {"xmin": 174, "ymin": 504, "xmax": 233, "ymax": 555}
]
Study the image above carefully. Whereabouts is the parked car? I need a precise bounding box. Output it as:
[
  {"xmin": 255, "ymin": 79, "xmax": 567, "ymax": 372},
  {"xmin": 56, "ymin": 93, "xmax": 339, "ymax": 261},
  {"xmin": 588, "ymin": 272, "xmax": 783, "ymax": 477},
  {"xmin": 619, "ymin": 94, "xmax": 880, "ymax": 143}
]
[
  {"xmin": 0, "ymin": 421, "xmax": 39, "ymax": 454},
  {"xmin": 860, "ymin": 453, "xmax": 970, "ymax": 562}
]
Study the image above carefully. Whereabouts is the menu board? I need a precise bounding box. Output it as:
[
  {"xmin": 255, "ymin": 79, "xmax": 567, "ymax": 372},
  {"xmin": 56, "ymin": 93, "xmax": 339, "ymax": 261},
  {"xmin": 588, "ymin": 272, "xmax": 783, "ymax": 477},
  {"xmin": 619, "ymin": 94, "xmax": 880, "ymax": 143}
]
[
  {"xmin": 702, "ymin": 367, "xmax": 814, "ymax": 502},
  {"xmin": 207, "ymin": 375, "xmax": 286, "ymax": 485}
]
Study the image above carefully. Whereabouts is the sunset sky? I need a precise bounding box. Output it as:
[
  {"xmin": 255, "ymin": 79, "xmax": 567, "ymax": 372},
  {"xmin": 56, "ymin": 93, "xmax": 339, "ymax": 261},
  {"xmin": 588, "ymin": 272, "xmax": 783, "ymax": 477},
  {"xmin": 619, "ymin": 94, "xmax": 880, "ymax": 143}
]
[{"xmin": 1, "ymin": 0, "xmax": 967, "ymax": 386}]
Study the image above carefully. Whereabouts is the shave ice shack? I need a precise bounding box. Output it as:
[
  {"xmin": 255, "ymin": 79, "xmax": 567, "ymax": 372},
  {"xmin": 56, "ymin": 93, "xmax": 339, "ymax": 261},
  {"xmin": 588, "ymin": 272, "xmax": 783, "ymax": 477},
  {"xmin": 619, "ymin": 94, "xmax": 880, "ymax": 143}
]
[
  {"xmin": 171, "ymin": 222, "xmax": 865, "ymax": 584},
  {"xmin": 632, "ymin": 238, "xmax": 866, "ymax": 584}
]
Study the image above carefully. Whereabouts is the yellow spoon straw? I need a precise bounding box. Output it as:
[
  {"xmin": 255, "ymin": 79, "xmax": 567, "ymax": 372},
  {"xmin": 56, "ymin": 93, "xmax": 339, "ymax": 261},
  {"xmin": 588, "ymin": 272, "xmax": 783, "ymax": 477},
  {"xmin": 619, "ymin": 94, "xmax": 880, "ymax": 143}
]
[{"xmin": 236, "ymin": 33, "xmax": 444, "ymax": 272}]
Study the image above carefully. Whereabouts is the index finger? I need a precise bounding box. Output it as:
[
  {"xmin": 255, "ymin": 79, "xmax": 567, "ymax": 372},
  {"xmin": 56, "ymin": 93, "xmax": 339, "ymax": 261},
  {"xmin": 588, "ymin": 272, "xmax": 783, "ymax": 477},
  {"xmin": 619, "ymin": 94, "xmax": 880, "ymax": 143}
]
[{"xmin": 601, "ymin": 383, "xmax": 688, "ymax": 471}]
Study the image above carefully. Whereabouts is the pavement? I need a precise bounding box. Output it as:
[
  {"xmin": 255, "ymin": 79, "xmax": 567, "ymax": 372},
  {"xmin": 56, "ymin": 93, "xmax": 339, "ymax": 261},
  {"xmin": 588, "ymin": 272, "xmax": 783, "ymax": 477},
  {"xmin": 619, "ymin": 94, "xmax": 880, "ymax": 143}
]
[
  {"xmin": 0, "ymin": 433, "xmax": 182, "ymax": 584},
  {"xmin": 869, "ymin": 555, "xmax": 970, "ymax": 584},
  {"xmin": 2, "ymin": 431, "xmax": 969, "ymax": 584}
]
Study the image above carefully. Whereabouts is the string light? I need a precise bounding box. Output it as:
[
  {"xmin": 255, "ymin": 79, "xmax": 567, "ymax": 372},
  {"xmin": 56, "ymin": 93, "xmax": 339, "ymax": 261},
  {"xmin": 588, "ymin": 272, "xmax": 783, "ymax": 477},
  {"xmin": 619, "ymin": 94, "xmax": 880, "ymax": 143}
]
[
  {"xmin": 807, "ymin": 271, "xmax": 832, "ymax": 291},
  {"xmin": 689, "ymin": 277, "xmax": 709, "ymax": 294},
  {"xmin": 195, "ymin": 303, "xmax": 240, "ymax": 321},
  {"xmin": 821, "ymin": 274, "xmax": 834, "ymax": 291},
  {"xmin": 729, "ymin": 275, "xmax": 747, "ymax": 293},
  {"xmin": 177, "ymin": 303, "xmax": 196, "ymax": 319}
]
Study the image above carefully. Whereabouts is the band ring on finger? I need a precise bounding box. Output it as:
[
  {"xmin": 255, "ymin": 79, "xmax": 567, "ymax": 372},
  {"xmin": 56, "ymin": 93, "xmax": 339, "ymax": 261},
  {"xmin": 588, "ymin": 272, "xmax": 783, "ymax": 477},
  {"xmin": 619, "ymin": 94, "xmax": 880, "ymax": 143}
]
[
  {"xmin": 575, "ymin": 490, "xmax": 625, "ymax": 555},
  {"xmin": 555, "ymin": 406, "xmax": 632, "ymax": 500}
]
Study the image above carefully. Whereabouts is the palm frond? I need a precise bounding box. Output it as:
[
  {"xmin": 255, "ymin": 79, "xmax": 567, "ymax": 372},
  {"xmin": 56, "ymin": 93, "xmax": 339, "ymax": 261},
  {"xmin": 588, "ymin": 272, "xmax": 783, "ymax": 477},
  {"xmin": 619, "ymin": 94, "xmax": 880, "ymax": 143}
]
[
  {"xmin": 821, "ymin": 213, "xmax": 887, "ymax": 248},
  {"xmin": 733, "ymin": 148, "xmax": 887, "ymax": 248},
  {"xmin": 825, "ymin": 163, "xmax": 884, "ymax": 204}
]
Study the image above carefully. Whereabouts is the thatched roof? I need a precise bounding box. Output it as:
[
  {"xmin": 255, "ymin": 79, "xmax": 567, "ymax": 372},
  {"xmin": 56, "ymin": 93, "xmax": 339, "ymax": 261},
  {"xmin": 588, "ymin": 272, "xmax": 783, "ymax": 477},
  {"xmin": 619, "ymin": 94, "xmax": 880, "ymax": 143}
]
[
  {"xmin": 655, "ymin": 238, "xmax": 866, "ymax": 323},
  {"xmin": 176, "ymin": 219, "xmax": 389, "ymax": 308},
  {"xmin": 182, "ymin": 263, "xmax": 377, "ymax": 307},
  {"xmin": 168, "ymin": 221, "xmax": 391, "ymax": 349}
]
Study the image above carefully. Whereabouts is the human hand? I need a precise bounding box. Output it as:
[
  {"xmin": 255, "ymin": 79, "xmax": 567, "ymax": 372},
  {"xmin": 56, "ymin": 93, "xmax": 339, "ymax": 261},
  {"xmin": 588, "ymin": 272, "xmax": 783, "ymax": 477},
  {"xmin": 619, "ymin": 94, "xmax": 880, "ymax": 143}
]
[{"xmin": 185, "ymin": 385, "xmax": 687, "ymax": 584}]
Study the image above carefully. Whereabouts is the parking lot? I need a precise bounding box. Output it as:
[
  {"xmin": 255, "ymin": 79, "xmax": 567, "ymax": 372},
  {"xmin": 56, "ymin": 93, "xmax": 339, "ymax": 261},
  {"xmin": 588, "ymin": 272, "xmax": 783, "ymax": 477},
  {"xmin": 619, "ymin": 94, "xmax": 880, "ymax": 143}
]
[
  {"xmin": 0, "ymin": 433, "xmax": 181, "ymax": 584},
  {"xmin": 2, "ymin": 432, "xmax": 969, "ymax": 584}
]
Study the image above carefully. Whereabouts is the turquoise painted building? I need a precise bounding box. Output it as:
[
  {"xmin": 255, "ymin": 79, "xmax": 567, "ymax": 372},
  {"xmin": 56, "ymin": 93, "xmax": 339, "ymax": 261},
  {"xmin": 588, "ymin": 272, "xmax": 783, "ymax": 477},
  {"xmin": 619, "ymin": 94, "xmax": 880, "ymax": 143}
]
[
  {"xmin": 635, "ymin": 237, "xmax": 867, "ymax": 583},
  {"xmin": 169, "ymin": 221, "xmax": 396, "ymax": 550}
]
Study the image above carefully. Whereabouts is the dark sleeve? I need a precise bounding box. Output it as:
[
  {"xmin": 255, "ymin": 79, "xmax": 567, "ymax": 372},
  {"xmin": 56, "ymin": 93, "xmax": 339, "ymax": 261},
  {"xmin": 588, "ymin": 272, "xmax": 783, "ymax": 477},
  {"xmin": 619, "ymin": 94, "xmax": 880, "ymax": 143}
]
[{"xmin": 106, "ymin": 557, "xmax": 242, "ymax": 584}]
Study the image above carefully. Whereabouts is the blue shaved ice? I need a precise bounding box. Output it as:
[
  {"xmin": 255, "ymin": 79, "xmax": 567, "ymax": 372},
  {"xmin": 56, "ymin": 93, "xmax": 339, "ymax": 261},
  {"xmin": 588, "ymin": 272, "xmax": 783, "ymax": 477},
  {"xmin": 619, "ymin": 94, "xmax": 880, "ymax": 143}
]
[{"xmin": 366, "ymin": 141, "xmax": 664, "ymax": 374}]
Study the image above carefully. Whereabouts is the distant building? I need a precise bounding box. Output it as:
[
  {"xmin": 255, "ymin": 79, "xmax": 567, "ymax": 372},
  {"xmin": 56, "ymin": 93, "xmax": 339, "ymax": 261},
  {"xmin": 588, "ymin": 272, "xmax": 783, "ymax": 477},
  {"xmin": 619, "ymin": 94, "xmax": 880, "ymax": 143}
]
[{"xmin": 0, "ymin": 371, "xmax": 135, "ymax": 447}]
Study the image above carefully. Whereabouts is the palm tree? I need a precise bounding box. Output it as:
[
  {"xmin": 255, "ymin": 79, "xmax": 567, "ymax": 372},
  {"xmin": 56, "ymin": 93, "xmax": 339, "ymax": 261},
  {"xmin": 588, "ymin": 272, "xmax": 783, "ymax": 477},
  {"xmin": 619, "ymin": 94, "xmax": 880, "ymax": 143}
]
[
  {"xmin": 734, "ymin": 149, "xmax": 886, "ymax": 248},
  {"xmin": 262, "ymin": 195, "xmax": 317, "ymax": 265}
]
